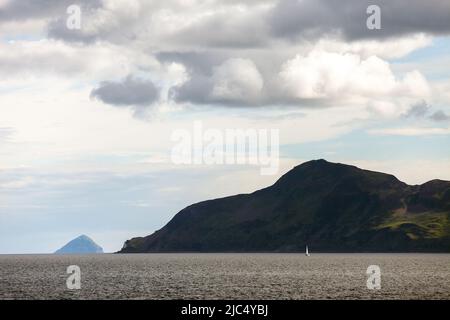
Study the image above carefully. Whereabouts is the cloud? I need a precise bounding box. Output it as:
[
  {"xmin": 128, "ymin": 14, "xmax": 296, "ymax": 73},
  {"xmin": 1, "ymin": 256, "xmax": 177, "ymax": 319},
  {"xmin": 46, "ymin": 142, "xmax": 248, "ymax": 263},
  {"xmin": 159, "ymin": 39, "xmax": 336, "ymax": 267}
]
[
  {"xmin": 0, "ymin": 176, "xmax": 35, "ymax": 190},
  {"xmin": 165, "ymin": 2, "xmax": 271, "ymax": 49},
  {"xmin": 0, "ymin": 0, "xmax": 101, "ymax": 22},
  {"xmin": 18, "ymin": 0, "xmax": 447, "ymax": 49},
  {"xmin": 0, "ymin": 0, "xmax": 441, "ymax": 112},
  {"xmin": 172, "ymin": 49, "xmax": 430, "ymax": 110},
  {"xmin": 402, "ymin": 100, "xmax": 431, "ymax": 118},
  {"xmin": 402, "ymin": 100, "xmax": 450, "ymax": 122},
  {"xmin": 171, "ymin": 58, "xmax": 265, "ymax": 106},
  {"xmin": 0, "ymin": 40, "xmax": 157, "ymax": 80},
  {"xmin": 47, "ymin": 0, "xmax": 141, "ymax": 43},
  {"xmin": 430, "ymin": 110, "xmax": 450, "ymax": 122},
  {"xmin": 0, "ymin": 0, "xmax": 444, "ymax": 115},
  {"xmin": 278, "ymin": 50, "xmax": 403, "ymax": 99},
  {"xmin": 210, "ymin": 58, "xmax": 264, "ymax": 103},
  {"xmin": 369, "ymin": 127, "xmax": 450, "ymax": 136},
  {"xmin": 314, "ymin": 34, "xmax": 432, "ymax": 60},
  {"xmin": 270, "ymin": 0, "xmax": 450, "ymax": 41},
  {"xmin": 42, "ymin": 0, "xmax": 275, "ymax": 48},
  {"xmin": 157, "ymin": 51, "xmax": 228, "ymax": 78},
  {"xmin": 0, "ymin": 127, "xmax": 13, "ymax": 145},
  {"xmin": 90, "ymin": 76, "xmax": 160, "ymax": 108}
]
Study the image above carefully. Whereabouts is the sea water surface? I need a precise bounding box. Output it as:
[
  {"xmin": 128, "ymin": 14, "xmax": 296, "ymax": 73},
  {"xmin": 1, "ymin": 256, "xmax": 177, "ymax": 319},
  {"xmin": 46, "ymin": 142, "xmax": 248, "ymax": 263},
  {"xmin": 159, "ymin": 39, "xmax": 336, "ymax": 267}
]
[{"xmin": 0, "ymin": 253, "xmax": 449, "ymax": 300}]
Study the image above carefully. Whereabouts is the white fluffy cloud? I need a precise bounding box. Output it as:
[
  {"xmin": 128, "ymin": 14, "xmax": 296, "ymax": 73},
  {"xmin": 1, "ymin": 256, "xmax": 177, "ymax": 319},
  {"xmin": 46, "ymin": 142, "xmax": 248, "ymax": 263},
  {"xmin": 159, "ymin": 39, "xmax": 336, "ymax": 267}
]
[
  {"xmin": 210, "ymin": 58, "xmax": 264, "ymax": 103},
  {"xmin": 277, "ymin": 49, "xmax": 430, "ymax": 116},
  {"xmin": 279, "ymin": 50, "xmax": 429, "ymax": 99},
  {"xmin": 315, "ymin": 34, "xmax": 433, "ymax": 60}
]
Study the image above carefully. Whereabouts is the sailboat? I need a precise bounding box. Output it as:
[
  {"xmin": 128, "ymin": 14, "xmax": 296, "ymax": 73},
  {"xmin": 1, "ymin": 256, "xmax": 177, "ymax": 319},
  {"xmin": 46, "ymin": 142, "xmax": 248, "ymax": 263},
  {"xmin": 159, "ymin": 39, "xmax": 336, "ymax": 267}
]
[{"xmin": 305, "ymin": 245, "xmax": 311, "ymax": 257}]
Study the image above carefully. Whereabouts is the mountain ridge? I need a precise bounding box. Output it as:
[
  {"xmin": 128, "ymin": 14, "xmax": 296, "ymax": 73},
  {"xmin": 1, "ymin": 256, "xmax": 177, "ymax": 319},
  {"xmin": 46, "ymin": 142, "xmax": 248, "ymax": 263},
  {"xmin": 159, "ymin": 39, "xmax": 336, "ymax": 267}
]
[{"xmin": 119, "ymin": 160, "xmax": 450, "ymax": 253}]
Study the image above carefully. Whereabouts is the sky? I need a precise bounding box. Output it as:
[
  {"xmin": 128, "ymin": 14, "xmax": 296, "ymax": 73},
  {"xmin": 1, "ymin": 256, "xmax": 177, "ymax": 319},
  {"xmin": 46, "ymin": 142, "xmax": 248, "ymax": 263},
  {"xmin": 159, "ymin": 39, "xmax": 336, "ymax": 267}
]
[{"xmin": 0, "ymin": 0, "xmax": 450, "ymax": 253}]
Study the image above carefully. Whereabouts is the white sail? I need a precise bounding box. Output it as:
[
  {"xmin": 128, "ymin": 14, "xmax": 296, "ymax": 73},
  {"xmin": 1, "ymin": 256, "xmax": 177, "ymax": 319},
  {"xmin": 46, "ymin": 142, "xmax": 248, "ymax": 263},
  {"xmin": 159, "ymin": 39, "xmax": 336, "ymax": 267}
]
[{"xmin": 305, "ymin": 245, "xmax": 310, "ymax": 256}]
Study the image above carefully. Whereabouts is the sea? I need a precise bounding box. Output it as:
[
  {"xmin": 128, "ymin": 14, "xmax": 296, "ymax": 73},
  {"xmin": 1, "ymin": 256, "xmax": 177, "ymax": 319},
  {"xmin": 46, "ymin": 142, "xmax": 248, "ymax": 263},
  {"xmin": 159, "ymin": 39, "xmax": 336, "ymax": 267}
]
[{"xmin": 0, "ymin": 253, "xmax": 449, "ymax": 300}]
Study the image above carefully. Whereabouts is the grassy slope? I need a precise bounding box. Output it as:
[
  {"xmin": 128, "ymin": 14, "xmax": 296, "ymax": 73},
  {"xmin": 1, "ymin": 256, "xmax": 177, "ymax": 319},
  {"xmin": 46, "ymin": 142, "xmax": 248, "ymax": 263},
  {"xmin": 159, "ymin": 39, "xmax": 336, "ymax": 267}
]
[{"xmin": 376, "ymin": 211, "xmax": 450, "ymax": 239}]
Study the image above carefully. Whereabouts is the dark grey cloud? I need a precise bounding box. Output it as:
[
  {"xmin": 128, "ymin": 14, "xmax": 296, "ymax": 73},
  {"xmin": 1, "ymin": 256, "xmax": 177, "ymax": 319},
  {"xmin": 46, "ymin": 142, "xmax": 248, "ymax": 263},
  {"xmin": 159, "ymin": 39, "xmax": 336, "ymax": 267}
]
[
  {"xmin": 170, "ymin": 71, "xmax": 266, "ymax": 107},
  {"xmin": 166, "ymin": 8, "xmax": 269, "ymax": 49},
  {"xmin": 169, "ymin": 56, "xmax": 271, "ymax": 107},
  {"xmin": 90, "ymin": 76, "xmax": 159, "ymax": 107},
  {"xmin": 270, "ymin": 0, "xmax": 450, "ymax": 41},
  {"xmin": 47, "ymin": 17, "xmax": 99, "ymax": 43},
  {"xmin": 46, "ymin": 1, "xmax": 139, "ymax": 44},
  {"xmin": 3, "ymin": 0, "xmax": 450, "ymax": 47},
  {"xmin": 0, "ymin": 0, "xmax": 101, "ymax": 22},
  {"xmin": 42, "ymin": 1, "xmax": 270, "ymax": 47},
  {"xmin": 403, "ymin": 101, "xmax": 431, "ymax": 118},
  {"xmin": 0, "ymin": 0, "xmax": 103, "ymax": 44},
  {"xmin": 170, "ymin": 73, "xmax": 213, "ymax": 105},
  {"xmin": 430, "ymin": 110, "xmax": 450, "ymax": 122},
  {"xmin": 162, "ymin": 52, "xmax": 245, "ymax": 106},
  {"xmin": 403, "ymin": 101, "xmax": 450, "ymax": 122}
]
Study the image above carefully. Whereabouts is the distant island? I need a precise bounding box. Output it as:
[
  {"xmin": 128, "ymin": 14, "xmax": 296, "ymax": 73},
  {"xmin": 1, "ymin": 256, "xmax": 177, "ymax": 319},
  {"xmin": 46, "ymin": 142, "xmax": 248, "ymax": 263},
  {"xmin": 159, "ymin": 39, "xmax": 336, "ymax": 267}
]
[
  {"xmin": 119, "ymin": 160, "xmax": 450, "ymax": 253},
  {"xmin": 55, "ymin": 235, "xmax": 103, "ymax": 254}
]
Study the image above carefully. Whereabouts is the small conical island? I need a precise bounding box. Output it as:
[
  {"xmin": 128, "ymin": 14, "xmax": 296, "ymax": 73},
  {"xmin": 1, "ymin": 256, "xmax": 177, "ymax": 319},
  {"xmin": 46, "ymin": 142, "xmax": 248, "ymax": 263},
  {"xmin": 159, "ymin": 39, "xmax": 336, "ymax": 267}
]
[{"xmin": 54, "ymin": 235, "xmax": 103, "ymax": 254}]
